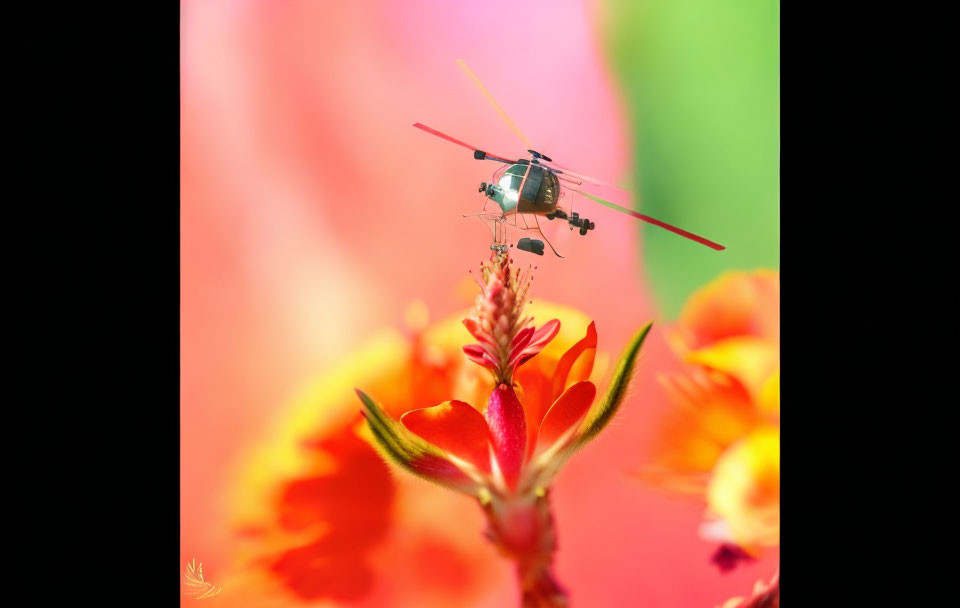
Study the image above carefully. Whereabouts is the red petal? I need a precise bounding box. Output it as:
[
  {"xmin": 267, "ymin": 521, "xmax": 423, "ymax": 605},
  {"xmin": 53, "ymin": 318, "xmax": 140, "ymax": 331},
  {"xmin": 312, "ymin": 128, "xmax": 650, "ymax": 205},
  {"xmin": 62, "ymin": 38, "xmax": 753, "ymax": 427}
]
[
  {"xmin": 537, "ymin": 381, "xmax": 596, "ymax": 452},
  {"xmin": 510, "ymin": 351, "xmax": 538, "ymax": 370},
  {"xmin": 529, "ymin": 319, "xmax": 561, "ymax": 349},
  {"xmin": 486, "ymin": 383, "xmax": 527, "ymax": 489},
  {"xmin": 462, "ymin": 318, "xmax": 493, "ymax": 345},
  {"xmin": 550, "ymin": 321, "xmax": 597, "ymax": 403},
  {"xmin": 510, "ymin": 319, "xmax": 561, "ymax": 373},
  {"xmin": 401, "ymin": 401, "xmax": 492, "ymax": 473},
  {"xmin": 472, "ymin": 340, "xmax": 499, "ymax": 361},
  {"xmin": 509, "ymin": 326, "xmax": 535, "ymax": 352},
  {"xmin": 463, "ymin": 345, "xmax": 497, "ymax": 370}
]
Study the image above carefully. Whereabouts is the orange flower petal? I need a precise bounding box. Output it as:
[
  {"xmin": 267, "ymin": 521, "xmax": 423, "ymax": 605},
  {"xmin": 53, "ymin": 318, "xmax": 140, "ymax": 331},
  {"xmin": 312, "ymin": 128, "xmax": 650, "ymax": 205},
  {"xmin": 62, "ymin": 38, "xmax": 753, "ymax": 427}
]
[
  {"xmin": 650, "ymin": 371, "xmax": 758, "ymax": 477},
  {"xmin": 674, "ymin": 270, "xmax": 779, "ymax": 353},
  {"xmin": 269, "ymin": 430, "xmax": 395, "ymax": 602},
  {"xmin": 536, "ymin": 381, "xmax": 597, "ymax": 452},
  {"xmin": 707, "ymin": 426, "xmax": 780, "ymax": 548},
  {"xmin": 758, "ymin": 369, "xmax": 780, "ymax": 417},
  {"xmin": 401, "ymin": 400, "xmax": 492, "ymax": 473},
  {"xmin": 685, "ymin": 336, "xmax": 778, "ymax": 403},
  {"xmin": 549, "ymin": 321, "xmax": 598, "ymax": 403}
]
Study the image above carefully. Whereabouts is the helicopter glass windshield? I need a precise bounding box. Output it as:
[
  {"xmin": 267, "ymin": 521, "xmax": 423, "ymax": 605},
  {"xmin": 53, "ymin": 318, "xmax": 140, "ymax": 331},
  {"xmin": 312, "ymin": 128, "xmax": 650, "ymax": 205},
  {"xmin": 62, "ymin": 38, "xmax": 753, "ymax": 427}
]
[{"xmin": 497, "ymin": 165, "xmax": 526, "ymax": 193}]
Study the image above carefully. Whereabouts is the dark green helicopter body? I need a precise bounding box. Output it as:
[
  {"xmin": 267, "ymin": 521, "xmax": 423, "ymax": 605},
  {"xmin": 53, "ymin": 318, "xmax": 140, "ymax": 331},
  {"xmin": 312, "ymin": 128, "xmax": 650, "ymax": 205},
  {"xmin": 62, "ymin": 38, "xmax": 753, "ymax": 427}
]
[{"xmin": 479, "ymin": 160, "xmax": 560, "ymax": 217}]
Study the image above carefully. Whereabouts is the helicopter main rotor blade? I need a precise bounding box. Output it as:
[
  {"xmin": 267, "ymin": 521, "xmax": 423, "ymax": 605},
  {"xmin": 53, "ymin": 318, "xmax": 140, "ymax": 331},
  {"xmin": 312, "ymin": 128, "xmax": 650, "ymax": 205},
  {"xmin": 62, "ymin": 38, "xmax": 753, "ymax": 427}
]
[
  {"xmin": 545, "ymin": 161, "xmax": 629, "ymax": 192},
  {"xmin": 412, "ymin": 123, "xmax": 517, "ymax": 164},
  {"xmin": 554, "ymin": 172, "xmax": 583, "ymax": 186},
  {"xmin": 573, "ymin": 190, "xmax": 726, "ymax": 251},
  {"xmin": 456, "ymin": 58, "xmax": 636, "ymax": 190},
  {"xmin": 456, "ymin": 59, "xmax": 534, "ymax": 150}
]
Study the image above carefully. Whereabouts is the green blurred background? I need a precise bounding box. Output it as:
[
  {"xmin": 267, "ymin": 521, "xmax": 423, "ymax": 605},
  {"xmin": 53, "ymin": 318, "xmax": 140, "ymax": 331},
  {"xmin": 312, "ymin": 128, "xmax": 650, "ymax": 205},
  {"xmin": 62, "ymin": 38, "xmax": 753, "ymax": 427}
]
[{"xmin": 605, "ymin": 0, "xmax": 779, "ymax": 317}]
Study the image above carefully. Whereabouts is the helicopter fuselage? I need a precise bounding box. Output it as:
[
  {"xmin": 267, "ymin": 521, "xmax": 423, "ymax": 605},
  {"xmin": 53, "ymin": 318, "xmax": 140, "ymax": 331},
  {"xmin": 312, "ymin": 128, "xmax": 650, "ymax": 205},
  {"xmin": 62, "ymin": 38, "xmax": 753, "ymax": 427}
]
[{"xmin": 480, "ymin": 161, "xmax": 560, "ymax": 216}]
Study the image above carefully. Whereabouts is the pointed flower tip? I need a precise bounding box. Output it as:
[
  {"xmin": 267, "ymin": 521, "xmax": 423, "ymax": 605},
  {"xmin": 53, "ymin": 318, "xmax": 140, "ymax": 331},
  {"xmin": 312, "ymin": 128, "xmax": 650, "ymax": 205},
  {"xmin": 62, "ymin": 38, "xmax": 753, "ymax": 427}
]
[
  {"xmin": 571, "ymin": 321, "xmax": 653, "ymax": 450},
  {"xmin": 549, "ymin": 319, "xmax": 598, "ymax": 402},
  {"xmin": 356, "ymin": 389, "xmax": 376, "ymax": 416}
]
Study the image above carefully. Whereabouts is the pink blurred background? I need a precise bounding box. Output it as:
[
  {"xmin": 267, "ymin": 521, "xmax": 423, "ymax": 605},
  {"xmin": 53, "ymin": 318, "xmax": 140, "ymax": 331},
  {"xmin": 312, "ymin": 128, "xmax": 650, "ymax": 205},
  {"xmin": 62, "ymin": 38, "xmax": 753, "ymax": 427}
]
[{"xmin": 181, "ymin": 0, "xmax": 777, "ymax": 604}]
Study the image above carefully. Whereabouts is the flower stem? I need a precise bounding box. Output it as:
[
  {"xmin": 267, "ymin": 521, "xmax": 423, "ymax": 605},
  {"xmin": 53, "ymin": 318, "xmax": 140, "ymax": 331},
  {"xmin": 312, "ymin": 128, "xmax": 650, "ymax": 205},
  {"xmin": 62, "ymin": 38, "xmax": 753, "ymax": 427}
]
[{"xmin": 481, "ymin": 491, "xmax": 568, "ymax": 607}]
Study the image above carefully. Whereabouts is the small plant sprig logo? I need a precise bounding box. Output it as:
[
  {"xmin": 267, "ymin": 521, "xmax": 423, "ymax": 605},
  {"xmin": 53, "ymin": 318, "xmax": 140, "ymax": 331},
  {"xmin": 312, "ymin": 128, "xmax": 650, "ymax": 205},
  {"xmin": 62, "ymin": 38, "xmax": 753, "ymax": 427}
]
[{"xmin": 183, "ymin": 558, "xmax": 221, "ymax": 599}]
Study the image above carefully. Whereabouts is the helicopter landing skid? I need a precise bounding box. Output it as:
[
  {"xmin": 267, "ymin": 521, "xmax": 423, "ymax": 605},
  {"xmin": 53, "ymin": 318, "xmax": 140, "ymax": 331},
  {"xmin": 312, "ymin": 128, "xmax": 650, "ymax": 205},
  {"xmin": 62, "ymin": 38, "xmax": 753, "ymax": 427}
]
[
  {"xmin": 464, "ymin": 211, "xmax": 562, "ymax": 258},
  {"xmin": 464, "ymin": 212, "xmax": 510, "ymax": 255}
]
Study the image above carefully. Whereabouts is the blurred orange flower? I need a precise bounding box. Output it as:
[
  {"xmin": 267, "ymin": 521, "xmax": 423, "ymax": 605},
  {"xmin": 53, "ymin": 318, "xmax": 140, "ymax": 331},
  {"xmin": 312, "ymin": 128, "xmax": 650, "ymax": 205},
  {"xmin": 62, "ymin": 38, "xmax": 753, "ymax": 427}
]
[
  {"xmin": 218, "ymin": 276, "xmax": 634, "ymax": 606},
  {"xmin": 647, "ymin": 270, "xmax": 780, "ymax": 564}
]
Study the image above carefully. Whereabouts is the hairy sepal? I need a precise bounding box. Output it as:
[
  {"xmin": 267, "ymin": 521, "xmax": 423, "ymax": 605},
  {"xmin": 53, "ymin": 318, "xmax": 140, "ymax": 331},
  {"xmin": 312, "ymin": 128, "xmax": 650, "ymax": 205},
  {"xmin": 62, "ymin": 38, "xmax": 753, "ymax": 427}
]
[
  {"xmin": 356, "ymin": 389, "xmax": 478, "ymax": 494},
  {"xmin": 529, "ymin": 322, "xmax": 652, "ymax": 487},
  {"xmin": 572, "ymin": 322, "xmax": 652, "ymax": 449}
]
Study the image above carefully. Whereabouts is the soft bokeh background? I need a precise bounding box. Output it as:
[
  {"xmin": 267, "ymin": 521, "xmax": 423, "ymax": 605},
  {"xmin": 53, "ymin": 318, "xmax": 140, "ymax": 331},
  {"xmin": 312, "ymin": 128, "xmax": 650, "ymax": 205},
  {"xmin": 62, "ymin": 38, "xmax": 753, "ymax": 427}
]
[
  {"xmin": 604, "ymin": 0, "xmax": 780, "ymax": 316},
  {"xmin": 181, "ymin": 0, "xmax": 778, "ymax": 605}
]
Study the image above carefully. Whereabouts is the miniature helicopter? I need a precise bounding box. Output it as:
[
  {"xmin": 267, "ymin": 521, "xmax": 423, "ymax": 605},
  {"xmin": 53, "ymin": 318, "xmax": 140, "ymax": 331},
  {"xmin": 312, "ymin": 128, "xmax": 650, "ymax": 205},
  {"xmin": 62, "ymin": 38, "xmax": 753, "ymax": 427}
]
[{"xmin": 414, "ymin": 60, "xmax": 725, "ymax": 257}]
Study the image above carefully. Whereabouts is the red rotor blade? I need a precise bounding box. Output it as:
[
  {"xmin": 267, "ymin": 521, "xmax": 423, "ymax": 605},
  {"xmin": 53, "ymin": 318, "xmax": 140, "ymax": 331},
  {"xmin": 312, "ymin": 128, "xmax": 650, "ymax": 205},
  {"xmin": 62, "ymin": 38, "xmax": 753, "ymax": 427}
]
[
  {"xmin": 574, "ymin": 190, "xmax": 725, "ymax": 251},
  {"xmin": 412, "ymin": 123, "xmax": 516, "ymax": 163}
]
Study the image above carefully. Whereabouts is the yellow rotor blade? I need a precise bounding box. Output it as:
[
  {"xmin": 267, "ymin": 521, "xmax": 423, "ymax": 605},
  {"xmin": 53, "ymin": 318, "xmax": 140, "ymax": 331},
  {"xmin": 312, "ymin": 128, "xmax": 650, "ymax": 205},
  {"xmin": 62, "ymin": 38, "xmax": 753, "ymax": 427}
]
[{"xmin": 456, "ymin": 58, "xmax": 533, "ymax": 149}]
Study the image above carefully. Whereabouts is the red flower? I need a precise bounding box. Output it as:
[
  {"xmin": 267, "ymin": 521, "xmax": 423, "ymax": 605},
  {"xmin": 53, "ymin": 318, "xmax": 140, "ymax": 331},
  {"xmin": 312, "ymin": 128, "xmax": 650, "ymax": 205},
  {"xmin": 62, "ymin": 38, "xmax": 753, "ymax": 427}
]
[
  {"xmin": 359, "ymin": 254, "xmax": 649, "ymax": 498},
  {"xmin": 358, "ymin": 252, "xmax": 651, "ymax": 606},
  {"xmin": 224, "ymin": 298, "xmax": 605, "ymax": 607}
]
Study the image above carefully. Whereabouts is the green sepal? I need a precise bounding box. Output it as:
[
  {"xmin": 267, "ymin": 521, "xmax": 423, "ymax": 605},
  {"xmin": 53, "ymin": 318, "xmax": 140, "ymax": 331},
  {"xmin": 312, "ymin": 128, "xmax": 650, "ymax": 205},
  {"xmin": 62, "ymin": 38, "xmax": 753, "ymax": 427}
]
[
  {"xmin": 356, "ymin": 389, "xmax": 476, "ymax": 493},
  {"xmin": 525, "ymin": 322, "xmax": 653, "ymax": 491},
  {"xmin": 571, "ymin": 321, "xmax": 652, "ymax": 449}
]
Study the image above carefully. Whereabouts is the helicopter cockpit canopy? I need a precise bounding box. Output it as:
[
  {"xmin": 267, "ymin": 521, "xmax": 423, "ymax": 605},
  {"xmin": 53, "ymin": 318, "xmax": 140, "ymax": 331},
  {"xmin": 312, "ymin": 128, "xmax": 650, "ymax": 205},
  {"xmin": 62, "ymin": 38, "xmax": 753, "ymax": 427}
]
[{"xmin": 485, "ymin": 164, "xmax": 525, "ymax": 213}]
